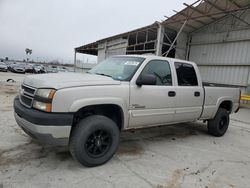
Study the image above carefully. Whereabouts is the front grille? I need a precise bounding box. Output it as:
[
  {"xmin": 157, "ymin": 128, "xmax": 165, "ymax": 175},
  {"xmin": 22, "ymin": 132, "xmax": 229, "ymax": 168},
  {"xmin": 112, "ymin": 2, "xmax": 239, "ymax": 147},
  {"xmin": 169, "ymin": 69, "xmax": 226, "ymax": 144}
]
[
  {"xmin": 22, "ymin": 85, "xmax": 36, "ymax": 95},
  {"xmin": 19, "ymin": 84, "xmax": 37, "ymax": 108},
  {"xmin": 20, "ymin": 95, "xmax": 33, "ymax": 107}
]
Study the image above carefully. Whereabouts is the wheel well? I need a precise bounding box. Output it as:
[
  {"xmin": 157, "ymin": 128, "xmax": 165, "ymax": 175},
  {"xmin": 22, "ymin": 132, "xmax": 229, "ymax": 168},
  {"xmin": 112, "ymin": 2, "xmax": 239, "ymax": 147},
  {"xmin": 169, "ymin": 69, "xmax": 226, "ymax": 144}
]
[
  {"xmin": 219, "ymin": 101, "xmax": 232, "ymax": 113},
  {"xmin": 73, "ymin": 104, "xmax": 124, "ymax": 130}
]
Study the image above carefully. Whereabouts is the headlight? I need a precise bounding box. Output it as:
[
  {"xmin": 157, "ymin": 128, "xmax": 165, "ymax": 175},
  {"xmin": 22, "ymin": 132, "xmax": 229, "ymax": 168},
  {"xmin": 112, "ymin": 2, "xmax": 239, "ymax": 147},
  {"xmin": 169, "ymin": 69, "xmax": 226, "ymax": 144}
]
[
  {"xmin": 36, "ymin": 89, "xmax": 56, "ymax": 99},
  {"xmin": 33, "ymin": 88, "xmax": 56, "ymax": 112},
  {"xmin": 33, "ymin": 101, "xmax": 52, "ymax": 112}
]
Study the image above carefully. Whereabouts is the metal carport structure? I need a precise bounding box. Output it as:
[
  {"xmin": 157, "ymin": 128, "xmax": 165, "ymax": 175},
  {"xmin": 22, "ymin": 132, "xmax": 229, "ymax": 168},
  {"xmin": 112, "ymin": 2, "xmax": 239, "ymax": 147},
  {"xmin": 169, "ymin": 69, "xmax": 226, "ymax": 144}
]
[{"xmin": 75, "ymin": 0, "xmax": 250, "ymax": 94}]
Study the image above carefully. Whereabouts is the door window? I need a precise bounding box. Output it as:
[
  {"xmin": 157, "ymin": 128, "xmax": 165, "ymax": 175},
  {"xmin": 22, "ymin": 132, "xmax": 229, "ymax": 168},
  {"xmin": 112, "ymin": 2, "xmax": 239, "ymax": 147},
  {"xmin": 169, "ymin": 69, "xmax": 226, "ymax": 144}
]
[
  {"xmin": 140, "ymin": 60, "xmax": 172, "ymax": 86},
  {"xmin": 175, "ymin": 62, "xmax": 198, "ymax": 86}
]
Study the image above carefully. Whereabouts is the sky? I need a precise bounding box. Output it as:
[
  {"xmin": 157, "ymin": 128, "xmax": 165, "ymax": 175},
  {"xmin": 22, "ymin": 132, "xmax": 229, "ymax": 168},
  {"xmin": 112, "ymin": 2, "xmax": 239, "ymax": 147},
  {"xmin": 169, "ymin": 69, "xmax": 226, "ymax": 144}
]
[{"xmin": 0, "ymin": 0, "xmax": 194, "ymax": 64}]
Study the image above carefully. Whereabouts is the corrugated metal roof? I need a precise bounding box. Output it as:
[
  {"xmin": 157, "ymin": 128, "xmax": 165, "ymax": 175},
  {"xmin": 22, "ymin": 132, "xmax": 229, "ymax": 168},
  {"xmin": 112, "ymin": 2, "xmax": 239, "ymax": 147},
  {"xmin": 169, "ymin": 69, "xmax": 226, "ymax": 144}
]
[
  {"xmin": 76, "ymin": 0, "xmax": 250, "ymax": 54},
  {"xmin": 163, "ymin": 0, "xmax": 250, "ymax": 32}
]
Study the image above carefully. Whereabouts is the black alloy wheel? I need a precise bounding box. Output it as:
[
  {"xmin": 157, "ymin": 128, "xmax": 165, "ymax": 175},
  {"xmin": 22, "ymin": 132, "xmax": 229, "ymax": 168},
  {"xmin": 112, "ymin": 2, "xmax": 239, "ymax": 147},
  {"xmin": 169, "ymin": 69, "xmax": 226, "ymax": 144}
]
[
  {"xmin": 208, "ymin": 108, "xmax": 230, "ymax": 137},
  {"xmin": 70, "ymin": 115, "xmax": 120, "ymax": 167},
  {"xmin": 85, "ymin": 130, "xmax": 112, "ymax": 158}
]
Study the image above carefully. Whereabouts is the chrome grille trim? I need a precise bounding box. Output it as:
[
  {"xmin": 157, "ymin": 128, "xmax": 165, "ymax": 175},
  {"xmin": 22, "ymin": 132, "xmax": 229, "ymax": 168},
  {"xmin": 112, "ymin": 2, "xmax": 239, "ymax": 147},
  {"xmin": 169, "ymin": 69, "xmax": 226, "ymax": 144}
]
[
  {"xmin": 22, "ymin": 84, "xmax": 36, "ymax": 96},
  {"xmin": 19, "ymin": 84, "xmax": 37, "ymax": 108}
]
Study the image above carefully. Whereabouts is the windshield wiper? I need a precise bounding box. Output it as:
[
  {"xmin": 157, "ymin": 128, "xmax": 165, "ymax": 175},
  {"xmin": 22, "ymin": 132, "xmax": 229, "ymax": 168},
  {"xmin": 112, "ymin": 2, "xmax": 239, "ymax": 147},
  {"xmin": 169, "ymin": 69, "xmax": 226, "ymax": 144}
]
[{"xmin": 95, "ymin": 72, "xmax": 113, "ymax": 78}]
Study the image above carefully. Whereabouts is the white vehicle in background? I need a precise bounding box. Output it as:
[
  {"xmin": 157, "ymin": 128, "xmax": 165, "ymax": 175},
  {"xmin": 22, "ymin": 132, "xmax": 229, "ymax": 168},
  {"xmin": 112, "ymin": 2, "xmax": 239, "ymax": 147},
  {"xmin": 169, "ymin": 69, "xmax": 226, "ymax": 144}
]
[
  {"xmin": 14, "ymin": 55, "xmax": 240, "ymax": 167},
  {"xmin": 11, "ymin": 63, "xmax": 26, "ymax": 74},
  {"xmin": 33, "ymin": 64, "xmax": 45, "ymax": 73},
  {"xmin": 0, "ymin": 62, "xmax": 8, "ymax": 72},
  {"xmin": 57, "ymin": 67, "xmax": 68, "ymax": 72}
]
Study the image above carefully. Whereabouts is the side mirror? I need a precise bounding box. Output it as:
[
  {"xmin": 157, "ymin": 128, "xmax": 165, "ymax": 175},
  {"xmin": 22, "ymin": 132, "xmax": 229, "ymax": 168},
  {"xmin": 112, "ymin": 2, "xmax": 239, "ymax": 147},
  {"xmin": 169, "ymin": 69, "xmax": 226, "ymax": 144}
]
[{"xmin": 136, "ymin": 74, "xmax": 157, "ymax": 86}]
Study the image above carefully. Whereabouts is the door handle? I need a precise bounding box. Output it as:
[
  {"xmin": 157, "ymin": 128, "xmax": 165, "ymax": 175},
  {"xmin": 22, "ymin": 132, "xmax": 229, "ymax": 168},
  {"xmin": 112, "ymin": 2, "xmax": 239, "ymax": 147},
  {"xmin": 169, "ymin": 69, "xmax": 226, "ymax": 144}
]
[
  {"xmin": 168, "ymin": 91, "xmax": 176, "ymax": 97},
  {"xmin": 194, "ymin": 91, "xmax": 200, "ymax": 97}
]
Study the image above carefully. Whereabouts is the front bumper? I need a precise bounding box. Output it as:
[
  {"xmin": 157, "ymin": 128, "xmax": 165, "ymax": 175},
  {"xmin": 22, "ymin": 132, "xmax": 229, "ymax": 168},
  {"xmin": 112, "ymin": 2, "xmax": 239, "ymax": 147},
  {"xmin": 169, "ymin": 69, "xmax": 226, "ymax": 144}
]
[{"xmin": 14, "ymin": 96, "xmax": 74, "ymax": 146}]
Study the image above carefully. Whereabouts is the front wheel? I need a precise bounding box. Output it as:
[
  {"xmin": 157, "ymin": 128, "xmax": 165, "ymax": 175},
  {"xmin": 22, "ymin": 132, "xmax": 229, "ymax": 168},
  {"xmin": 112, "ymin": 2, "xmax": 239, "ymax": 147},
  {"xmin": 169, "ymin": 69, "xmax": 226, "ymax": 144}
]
[
  {"xmin": 69, "ymin": 115, "xmax": 120, "ymax": 167},
  {"xmin": 207, "ymin": 108, "xmax": 230, "ymax": 137}
]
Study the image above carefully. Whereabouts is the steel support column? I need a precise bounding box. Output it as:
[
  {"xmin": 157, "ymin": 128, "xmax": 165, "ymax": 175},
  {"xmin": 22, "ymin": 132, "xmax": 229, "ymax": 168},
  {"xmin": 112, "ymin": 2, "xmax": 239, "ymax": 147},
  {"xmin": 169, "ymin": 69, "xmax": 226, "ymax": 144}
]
[
  {"xmin": 74, "ymin": 49, "xmax": 76, "ymax": 72},
  {"xmin": 156, "ymin": 24, "xmax": 164, "ymax": 56},
  {"xmin": 185, "ymin": 34, "xmax": 192, "ymax": 60}
]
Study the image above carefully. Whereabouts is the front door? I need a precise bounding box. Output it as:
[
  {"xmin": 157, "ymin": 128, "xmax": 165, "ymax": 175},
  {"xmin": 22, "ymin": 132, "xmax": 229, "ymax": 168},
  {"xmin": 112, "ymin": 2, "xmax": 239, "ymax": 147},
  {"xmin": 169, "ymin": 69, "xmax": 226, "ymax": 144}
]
[{"xmin": 129, "ymin": 59, "xmax": 176, "ymax": 128}]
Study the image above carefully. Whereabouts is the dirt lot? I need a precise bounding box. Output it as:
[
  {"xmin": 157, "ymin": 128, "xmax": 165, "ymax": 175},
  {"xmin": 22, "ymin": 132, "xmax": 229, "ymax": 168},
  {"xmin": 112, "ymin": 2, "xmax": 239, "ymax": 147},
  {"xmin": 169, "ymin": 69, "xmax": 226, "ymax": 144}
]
[{"xmin": 0, "ymin": 72, "xmax": 250, "ymax": 188}]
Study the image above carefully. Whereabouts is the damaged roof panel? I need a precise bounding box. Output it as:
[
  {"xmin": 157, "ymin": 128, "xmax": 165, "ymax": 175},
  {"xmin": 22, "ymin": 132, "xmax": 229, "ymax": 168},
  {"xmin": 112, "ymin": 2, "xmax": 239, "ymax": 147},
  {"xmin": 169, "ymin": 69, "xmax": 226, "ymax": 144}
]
[{"xmin": 76, "ymin": 0, "xmax": 250, "ymax": 55}]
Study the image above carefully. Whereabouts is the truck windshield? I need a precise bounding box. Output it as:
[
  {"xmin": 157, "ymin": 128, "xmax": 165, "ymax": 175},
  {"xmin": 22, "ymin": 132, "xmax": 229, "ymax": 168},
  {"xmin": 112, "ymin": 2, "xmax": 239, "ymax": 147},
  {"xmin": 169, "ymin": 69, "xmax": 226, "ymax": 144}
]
[{"xmin": 88, "ymin": 56, "xmax": 145, "ymax": 81}]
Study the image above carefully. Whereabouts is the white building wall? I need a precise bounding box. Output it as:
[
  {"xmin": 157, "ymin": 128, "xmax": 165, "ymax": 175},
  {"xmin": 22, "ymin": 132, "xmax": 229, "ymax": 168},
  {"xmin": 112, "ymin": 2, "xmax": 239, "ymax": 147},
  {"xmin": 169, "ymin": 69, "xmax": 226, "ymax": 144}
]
[
  {"xmin": 189, "ymin": 11, "xmax": 250, "ymax": 91},
  {"xmin": 198, "ymin": 66, "xmax": 249, "ymax": 86},
  {"xmin": 190, "ymin": 30, "xmax": 250, "ymax": 66},
  {"xmin": 97, "ymin": 50, "xmax": 106, "ymax": 63},
  {"xmin": 175, "ymin": 32, "xmax": 188, "ymax": 60},
  {"xmin": 97, "ymin": 38, "xmax": 128, "ymax": 63}
]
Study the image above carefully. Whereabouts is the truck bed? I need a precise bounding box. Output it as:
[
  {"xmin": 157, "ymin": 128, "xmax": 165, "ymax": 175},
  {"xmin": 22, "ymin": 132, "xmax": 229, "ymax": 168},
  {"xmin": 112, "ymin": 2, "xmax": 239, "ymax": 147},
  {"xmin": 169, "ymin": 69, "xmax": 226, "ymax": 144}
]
[
  {"xmin": 203, "ymin": 82, "xmax": 240, "ymax": 88},
  {"xmin": 200, "ymin": 85, "xmax": 240, "ymax": 120}
]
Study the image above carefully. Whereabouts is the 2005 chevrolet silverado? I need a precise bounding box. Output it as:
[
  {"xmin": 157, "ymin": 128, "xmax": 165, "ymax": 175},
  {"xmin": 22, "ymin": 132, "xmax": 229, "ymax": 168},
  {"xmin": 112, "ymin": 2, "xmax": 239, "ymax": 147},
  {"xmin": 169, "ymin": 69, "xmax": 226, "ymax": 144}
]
[{"xmin": 14, "ymin": 55, "xmax": 240, "ymax": 167}]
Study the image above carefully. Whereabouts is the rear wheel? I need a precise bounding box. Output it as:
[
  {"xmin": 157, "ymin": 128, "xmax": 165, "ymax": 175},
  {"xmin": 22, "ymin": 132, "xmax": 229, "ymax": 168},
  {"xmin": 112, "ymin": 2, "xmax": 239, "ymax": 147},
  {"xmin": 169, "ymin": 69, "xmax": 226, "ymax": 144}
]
[
  {"xmin": 69, "ymin": 115, "xmax": 120, "ymax": 167},
  {"xmin": 207, "ymin": 108, "xmax": 230, "ymax": 137}
]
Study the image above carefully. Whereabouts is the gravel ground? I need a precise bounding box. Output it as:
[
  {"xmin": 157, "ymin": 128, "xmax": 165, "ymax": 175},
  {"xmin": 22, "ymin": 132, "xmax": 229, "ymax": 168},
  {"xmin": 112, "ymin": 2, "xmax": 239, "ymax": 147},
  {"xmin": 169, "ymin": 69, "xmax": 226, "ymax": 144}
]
[{"xmin": 0, "ymin": 72, "xmax": 250, "ymax": 188}]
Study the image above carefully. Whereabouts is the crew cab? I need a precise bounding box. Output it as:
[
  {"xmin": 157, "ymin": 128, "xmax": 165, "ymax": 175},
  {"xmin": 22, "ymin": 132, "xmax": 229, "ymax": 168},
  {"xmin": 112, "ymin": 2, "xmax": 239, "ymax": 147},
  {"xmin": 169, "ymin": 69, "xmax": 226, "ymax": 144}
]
[{"xmin": 14, "ymin": 55, "xmax": 240, "ymax": 167}]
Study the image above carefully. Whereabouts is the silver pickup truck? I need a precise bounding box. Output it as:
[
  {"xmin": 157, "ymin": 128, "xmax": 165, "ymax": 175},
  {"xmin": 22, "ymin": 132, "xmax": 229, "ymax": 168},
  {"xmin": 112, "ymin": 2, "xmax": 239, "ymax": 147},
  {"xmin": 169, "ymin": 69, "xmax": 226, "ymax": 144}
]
[{"xmin": 14, "ymin": 55, "xmax": 240, "ymax": 167}]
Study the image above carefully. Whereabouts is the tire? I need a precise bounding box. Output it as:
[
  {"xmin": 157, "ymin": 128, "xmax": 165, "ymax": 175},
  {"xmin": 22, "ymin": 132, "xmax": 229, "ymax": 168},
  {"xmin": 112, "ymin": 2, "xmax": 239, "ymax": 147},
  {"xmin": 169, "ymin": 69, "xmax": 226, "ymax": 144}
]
[
  {"xmin": 208, "ymin": 108, "xmax": 230, "ymax": 137},
  {"xmin": 69, "ymin": 115, "xmax": 120, "ymax": 167}
]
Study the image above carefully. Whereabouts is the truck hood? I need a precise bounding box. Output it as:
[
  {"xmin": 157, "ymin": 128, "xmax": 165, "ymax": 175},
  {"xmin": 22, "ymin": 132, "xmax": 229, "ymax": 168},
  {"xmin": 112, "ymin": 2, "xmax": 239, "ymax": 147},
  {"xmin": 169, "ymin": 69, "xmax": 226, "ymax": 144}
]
[{"xmin": 23, "ymin": 73, "xmax": 121, "ymax": 89}]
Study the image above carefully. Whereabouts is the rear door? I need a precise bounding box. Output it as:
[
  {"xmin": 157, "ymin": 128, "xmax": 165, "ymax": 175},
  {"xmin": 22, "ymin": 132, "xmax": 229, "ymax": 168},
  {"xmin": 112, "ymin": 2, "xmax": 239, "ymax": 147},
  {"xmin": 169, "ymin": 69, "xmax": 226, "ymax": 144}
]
[
  {"xmin": 174, "ymin": 62, "xmax": 204, "ymax": 122},
  {"xmin": 129, "ymin": 59, "xmax": 176, "ymax": 128}
]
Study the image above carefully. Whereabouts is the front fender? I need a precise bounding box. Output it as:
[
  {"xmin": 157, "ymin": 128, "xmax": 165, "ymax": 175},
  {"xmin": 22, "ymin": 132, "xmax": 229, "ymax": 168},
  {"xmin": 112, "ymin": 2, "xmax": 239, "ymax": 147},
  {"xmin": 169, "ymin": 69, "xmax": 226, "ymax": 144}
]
[{"xmin": 69, "ymin": 97, "xmax": 129, "ymax": 129}]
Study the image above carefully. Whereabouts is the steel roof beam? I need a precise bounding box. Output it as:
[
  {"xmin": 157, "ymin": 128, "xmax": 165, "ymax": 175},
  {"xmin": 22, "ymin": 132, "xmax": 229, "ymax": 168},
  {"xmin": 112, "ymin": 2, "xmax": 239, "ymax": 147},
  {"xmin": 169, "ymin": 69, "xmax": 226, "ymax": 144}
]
[
  {"xmin": 164, "ymin": 6, "xmax": 250, "ymax": 25},
  {"xmin": 203, "ymin": 0, "xmax": 225, "ymax": 11},
  {"xmin": 183, "ymin": 3, "xmax": 217, "ymax": 21},
  {"xmin": 230, "ymin": 13, "xmax": 250, "ymax": 26},
  {"xmin": 227, "ymin": 0, "xmax": 242, "ymax": 9},
  {"xmin": 189, "ymin": 8, "xmax": 250, "ymax": 34},
  {"xmin": 178, "ymin": 21, "xmax": 198, "ymax": 30},
  {"xmin": 173, "ymin": 9, "xmax": 206, "ymax": 26}
]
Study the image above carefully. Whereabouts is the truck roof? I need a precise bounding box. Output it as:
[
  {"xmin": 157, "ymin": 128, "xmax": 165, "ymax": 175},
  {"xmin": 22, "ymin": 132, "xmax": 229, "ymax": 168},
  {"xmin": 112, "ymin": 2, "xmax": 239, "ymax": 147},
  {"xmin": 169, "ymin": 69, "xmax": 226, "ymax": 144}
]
[{"xmin": 113, "ymin": 54, "xmax": 196, "ymax": 66}]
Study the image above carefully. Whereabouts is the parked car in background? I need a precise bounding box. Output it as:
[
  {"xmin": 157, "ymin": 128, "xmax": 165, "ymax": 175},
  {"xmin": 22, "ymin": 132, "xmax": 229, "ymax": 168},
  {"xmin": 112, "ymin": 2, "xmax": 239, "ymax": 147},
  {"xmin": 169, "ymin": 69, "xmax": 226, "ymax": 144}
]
[
  {"xmin": 0, "ymin": 62, "xmax": 8, "ymax": 72},
  {"xmin": 25, "ymin": 64, "xmax": 35, "ymax": 73},
  {"xmin": 51, "ymin": 67, "xmax": 58, "ymax": 73},
  {"xmin": 50, "ymin": 65, "xmax": 59, "ymax": 73},
  {"xmin": 45, "ymin": 66, "xmax": 57, "ymax": 73},
  {"xmin": 5, "ymin": 61, "xmax": 16, "ymax": 71},
  {"xmin": 33, "ymin": 64, "xmax": 45, "ymax": 74},
  {"xmin": 11, "ymin": 63, "xmax": 26, "ymax": 74},
  {"xmin": 57, "ymin": 67, "xmax": 68, "ymax": 72}
]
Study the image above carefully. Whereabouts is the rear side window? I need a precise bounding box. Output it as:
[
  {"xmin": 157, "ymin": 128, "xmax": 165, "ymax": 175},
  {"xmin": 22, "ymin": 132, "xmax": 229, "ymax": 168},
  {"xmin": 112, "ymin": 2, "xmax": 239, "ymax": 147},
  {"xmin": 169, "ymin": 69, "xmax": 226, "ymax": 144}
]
[
  {"xmin": 175, "ymin": 62, "xmax": 198, "ymax": 86},
  {"xmin": 140, "ymin": 60, "xmax": 172, "ymax": 86}
]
